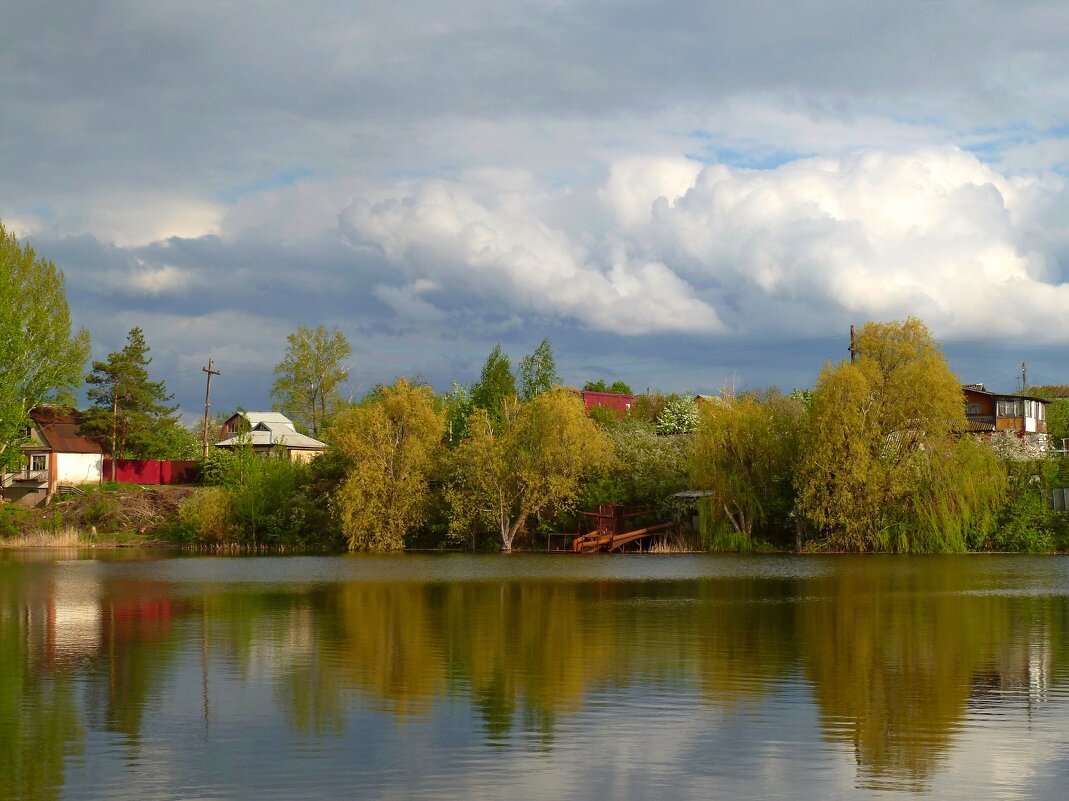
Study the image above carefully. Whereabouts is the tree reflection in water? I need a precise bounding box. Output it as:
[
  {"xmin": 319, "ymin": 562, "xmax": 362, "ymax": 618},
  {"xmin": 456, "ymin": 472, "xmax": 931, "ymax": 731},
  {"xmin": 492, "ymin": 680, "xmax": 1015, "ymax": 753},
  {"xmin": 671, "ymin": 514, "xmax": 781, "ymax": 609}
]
[{"xmin": 3, "ymin": 556, "xmax": 1069, "ymax": 797}]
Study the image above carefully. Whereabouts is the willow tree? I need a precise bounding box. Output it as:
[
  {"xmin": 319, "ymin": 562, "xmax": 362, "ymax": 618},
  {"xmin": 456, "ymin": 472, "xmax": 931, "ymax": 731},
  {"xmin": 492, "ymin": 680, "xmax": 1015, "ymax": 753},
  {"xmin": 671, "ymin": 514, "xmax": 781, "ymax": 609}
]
[
  {"xmin": 447, "ymin": 389, "xmax": 611, "ymax": 551},
  {"xmin": 797, "ymin": 318, "xmax": 1003, "ymax": 552},
  {"xmin": 689, "ymin": 390, "xmax": 804, "ymax": 550},
  {"xmin": 333, "ymin": 379, "xmax": 445, "ymax": 551},
  {"xmin": 0, "ymin": 224, "xmax": 90, "ymax": 470}
]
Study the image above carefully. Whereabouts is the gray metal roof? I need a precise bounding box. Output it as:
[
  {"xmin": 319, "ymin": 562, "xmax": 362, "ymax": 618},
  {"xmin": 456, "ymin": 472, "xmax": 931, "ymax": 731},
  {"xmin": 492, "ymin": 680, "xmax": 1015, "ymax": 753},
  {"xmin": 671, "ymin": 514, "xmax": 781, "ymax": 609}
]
[{"xmin": 217, "ymin": 421, "xmax": 327, "ymax": 451}]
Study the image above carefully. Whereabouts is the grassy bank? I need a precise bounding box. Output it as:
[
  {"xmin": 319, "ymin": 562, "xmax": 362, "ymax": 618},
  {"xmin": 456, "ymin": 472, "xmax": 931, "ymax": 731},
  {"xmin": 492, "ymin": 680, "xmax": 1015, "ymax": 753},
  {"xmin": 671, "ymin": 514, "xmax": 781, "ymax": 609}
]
[{"xmin": 0, "ymin": 484, "xmax": 194, "ymax": 548}]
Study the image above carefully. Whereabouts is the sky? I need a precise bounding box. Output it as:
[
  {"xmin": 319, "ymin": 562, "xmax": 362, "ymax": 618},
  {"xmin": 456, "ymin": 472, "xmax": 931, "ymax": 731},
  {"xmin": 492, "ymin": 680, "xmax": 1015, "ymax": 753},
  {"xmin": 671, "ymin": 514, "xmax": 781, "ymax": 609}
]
[{"xmin": 4, "ymin": 0, "xmax": 1069, "ymax": 417}]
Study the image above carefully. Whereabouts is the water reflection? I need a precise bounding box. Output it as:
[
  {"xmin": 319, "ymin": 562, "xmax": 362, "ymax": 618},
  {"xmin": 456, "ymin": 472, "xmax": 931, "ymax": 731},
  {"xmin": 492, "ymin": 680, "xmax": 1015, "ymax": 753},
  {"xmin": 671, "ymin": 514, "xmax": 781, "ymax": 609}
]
[{"xmin": 2, "ymin": 555, "xmax": 1069, "ymax": 800}]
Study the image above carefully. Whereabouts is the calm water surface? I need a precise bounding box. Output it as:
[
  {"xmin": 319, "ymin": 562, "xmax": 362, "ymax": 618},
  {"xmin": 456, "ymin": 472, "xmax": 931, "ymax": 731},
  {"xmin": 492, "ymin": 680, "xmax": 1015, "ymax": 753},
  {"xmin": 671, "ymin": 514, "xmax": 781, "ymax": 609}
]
[{"xmin": 3, "ymin": 552, "xmax": 1069, "ymax": 800}]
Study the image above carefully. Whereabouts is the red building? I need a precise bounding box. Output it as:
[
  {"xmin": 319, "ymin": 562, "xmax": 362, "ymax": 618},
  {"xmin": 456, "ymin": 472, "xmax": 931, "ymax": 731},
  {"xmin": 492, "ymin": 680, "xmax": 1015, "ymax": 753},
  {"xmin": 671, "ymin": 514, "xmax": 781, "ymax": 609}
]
[{"xmin": 576, "ymin": 390, "xmax": 635, "ymax": 417}]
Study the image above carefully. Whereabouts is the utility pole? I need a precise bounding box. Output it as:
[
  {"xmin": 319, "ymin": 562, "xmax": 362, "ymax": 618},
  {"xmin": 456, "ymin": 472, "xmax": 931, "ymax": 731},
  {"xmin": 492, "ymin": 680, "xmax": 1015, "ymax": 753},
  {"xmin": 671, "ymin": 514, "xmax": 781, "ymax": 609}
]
[
  {"xmin": 110, "ymin": 379, "xmax": 118, "ymax": 483},
  {"xmin": 202, "ymin": 359, "xmax": 221, "ymax": 459},
  {"xmin": 849, "ymin": 325, "xmax": 857, "ymax": 363},
  {"xmin": 1021, "ymin": 362, "xmax": 1028, "ymax": 392}
]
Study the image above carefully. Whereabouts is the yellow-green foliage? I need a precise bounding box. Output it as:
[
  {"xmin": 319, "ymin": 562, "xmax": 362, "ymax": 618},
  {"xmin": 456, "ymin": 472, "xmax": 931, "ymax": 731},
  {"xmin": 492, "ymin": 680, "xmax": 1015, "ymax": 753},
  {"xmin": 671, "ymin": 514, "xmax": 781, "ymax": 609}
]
[
  {"xmin": 447, "ymin": 389, "xmax": 611, "ymax": 551},
  {"xmin": 333, "ymin": 379, "xmax": 445, "ymax": 551},
  {"xmin": 178, "ymin": 487, "xmax": 232, "ymax": 542},
  {"xmin": 797, "ymin": 318, "xmax": 994, "ymax": 552},
  {"xmin": 690, "ymin": 390, "xmax": 803, "ymax": 544}
]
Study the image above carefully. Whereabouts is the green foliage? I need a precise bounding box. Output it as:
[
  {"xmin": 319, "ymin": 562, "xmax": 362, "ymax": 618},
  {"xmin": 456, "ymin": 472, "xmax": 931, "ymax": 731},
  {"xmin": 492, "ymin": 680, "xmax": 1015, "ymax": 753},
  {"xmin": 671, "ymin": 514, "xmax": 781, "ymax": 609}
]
[
  {"xmin": 797, "ymin": 318, "xmax": 992, "ymax": 552},
  {"xmin": 690, "ymin": 390, "xmax": 804, "ymax": 546},
  {"xmin": 517, "ymin": 338, "xmax": 559, "ymax": 400},
  {"xmin": 985, "ymin": 459, "xmax": 1058, "ymax": 552},
  {"xmin": 655, "ymin": 394, "xmax": 698, "ymax": 435},
  {"xmin": 698, "ymin": 499, "xmax": 756, "ymax": 552},
  {"xmin": 587, "ymin": 403, "xmax": 622, "ymax": 429},
  {"xmin": 442, "ymin": 381, "xmax": 472, "ymax": 447},
  {"xmin": 272, "ymin": 324, "xmax": 352, "ymax": 436},
  {"xmin": 1045, "ymin": 399, "xmax": 1069, "ymax": 445},
  {"xmin": 583, "ymin": 379, "xmax": 634, "ymax": 395},
  {"xmin": 192, "ymin": 444, "xmax": 332, "ymax": 547},
  {"xmin": 469, "ymin": 344, "xmax": 517, "ymax": 420},
  {"xmin": 447, "ymin": 390, "xmax": 611, "ymax": 551},
  {"xmin": 332, "ymin": 379, "xmax": 446, "ymax": 551},
  {"xmin": 628, "ymin": 392, "xmax": 667, "ymax": 425},
  {"xmin": 82, "ymin": 327, "xmax": 182, "ymax": 459},
  {"xmin": 177, "ymin": 487, "xmax": 232, "ymax": 542},
  {"xmin": 580, "ymin": 425, "xmax": 690, "ymax": 510},
  {"xmin": 0, "ymin": 222, "xmax": 90, "ymax": 470},
  {"xmin": 909, "ymin": 437, "xmax": 1006, "ymax": 553}
]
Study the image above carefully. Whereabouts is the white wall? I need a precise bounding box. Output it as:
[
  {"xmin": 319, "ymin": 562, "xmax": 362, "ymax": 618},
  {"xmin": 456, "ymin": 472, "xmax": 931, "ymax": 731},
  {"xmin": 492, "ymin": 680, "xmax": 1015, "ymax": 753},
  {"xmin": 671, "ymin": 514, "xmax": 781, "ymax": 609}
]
[{"xmin": 55, "ymin": 453, "xmax": 102, "ymax": 485}]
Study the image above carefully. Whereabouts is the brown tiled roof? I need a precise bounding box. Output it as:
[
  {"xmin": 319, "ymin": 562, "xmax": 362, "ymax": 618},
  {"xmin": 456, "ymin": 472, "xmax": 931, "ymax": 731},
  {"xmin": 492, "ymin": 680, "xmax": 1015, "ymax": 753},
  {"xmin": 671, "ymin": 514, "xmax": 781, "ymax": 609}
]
[{"xmin": 29, "ymin": 408, "xmax": 103, "ymax": 454}]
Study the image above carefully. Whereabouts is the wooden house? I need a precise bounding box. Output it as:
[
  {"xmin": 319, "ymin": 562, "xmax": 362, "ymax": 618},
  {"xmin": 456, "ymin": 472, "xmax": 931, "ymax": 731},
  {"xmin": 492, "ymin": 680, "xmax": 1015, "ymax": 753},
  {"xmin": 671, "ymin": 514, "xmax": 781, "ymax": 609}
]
[{"xmin": 962, "ymin": 384, "xmax": 1049, "ymax": 434}]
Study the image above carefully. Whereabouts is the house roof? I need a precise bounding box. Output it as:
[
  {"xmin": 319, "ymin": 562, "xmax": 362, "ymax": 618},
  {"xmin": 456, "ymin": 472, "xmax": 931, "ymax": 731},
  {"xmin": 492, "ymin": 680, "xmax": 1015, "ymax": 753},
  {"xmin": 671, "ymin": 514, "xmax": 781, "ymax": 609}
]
[
  {"xmin": 962, "ymin": 386, "xmax": 1051, "ymax": 404},
  {"xmin": 241, "ymin": 412, "xmax": 297, "ymax": 427},
  {"xmin": 217, "ymin": 420, "xmax": 327, "ymax": 451},
  {"xmin": 28, "ymin": 408, "xmax": 103, "ymax": 454}
]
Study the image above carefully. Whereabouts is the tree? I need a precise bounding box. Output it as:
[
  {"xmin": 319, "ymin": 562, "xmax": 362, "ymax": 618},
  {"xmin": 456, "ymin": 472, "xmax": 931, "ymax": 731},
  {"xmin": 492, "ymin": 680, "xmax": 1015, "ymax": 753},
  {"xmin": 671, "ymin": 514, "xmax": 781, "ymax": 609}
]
[
  {"xmin": 0, "ymin": 223, "xmax": 90, "ymax": 470},
  {"xmin": 581, "ymin": 422, "xmax": 691, "ymax": 511},
  {"xmin": 447, "ymin": 389, "xmax": 611, "ymax": 551},
  {"xmin": 272, "ymin": 325, "xmax": 352, "ymax": 436},
  {"xmin": 656, "ymin": 394, "xmax": 699, "ymax": 434},
  {"xmin": 441, "ymin": 381, "xmax": 472, "ymax": 447},
  {"xmin": 517, "ymin": 338, "xmax": 560, "ymax": 400},
  {"xmin": 796, "ymin": 318, "xmax": 1002, "ymax": 552},
  {"xmin": 469, "ymin": 344, "xmax": 517, "ymax": 419},
  {"xmin": 82, "ymin": 327, "xmax": 181, "ymax": 466},
  {"xmin": 690, "ymin": 390, "xmax": 804, "ymax": 550},
  {"xmin": 333, "ymin": 379, "xmax": 446, "ymax": 551},
  {"xmin": 583, "ymin": 379, "xmax": 633, "ymax": 395}
]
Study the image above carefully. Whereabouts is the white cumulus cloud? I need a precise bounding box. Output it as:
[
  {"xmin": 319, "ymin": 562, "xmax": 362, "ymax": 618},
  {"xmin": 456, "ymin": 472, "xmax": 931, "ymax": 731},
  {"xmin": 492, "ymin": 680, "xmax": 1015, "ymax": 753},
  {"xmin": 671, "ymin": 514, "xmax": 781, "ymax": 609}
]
[{"xmin": 342, "ymin": 180, "xmax": 724, "ymax": 336}]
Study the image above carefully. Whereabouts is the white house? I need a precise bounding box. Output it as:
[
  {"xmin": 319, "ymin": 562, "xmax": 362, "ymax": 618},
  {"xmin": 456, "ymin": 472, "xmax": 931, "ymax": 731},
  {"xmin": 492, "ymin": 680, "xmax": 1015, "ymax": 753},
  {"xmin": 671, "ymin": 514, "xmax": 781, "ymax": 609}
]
[
  {"xmin": 215, "ymin": 411, "xmax": 328, "ymax": 463},
  {"xmin": 1, "ymin": 408, "xmax": 103, "ymax": 506}
]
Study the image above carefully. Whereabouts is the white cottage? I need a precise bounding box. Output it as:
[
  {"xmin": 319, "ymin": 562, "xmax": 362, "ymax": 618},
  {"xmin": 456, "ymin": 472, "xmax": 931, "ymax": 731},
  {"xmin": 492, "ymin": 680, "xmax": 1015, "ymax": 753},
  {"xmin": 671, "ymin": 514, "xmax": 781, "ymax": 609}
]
[
  {"xmin": 215, "ymin": 411, "xmax": 328, "ymax": 463},
  {"xmin": 0, "ymin": 408, "xmax": 103, "ymax": 506}
]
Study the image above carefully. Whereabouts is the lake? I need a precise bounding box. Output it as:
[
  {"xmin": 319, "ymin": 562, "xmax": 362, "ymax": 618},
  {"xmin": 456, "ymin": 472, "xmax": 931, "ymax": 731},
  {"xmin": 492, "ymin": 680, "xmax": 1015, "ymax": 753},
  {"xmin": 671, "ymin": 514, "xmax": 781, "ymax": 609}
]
[{"xmin": 2, "ymin": 551, "xmax": 1068, "ymax": 800}]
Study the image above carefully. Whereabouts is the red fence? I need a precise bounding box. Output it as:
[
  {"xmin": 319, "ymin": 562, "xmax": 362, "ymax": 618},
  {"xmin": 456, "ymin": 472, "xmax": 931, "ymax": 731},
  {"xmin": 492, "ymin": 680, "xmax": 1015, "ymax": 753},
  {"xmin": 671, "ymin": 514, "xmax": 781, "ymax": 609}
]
[{"xmin": 103, "ymin": 459, "xmax": 201, "ymax": 485}]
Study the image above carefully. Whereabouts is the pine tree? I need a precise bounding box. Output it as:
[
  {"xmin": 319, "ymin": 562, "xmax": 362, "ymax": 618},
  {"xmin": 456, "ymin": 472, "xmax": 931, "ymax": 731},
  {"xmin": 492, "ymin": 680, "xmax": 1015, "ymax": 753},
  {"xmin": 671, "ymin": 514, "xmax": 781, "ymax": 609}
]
[{"xmin": 83, "ymin": 327, "xmax": 181, "ymax": 465}]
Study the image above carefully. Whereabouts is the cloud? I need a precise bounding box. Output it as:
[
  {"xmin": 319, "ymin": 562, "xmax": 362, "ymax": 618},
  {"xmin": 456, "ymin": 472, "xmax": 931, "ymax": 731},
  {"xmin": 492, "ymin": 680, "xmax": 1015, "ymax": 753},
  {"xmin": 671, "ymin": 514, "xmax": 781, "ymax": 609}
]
[
  {"xmin": 342, "ymin": 180, "xmax": 723, "ymax": 336},
  {"xmin": 615, "ymin": 147, "xmax": 1069, "ymax": 340},
  {"xmin": 339, "ymin": 148, "xmax": 1069, "ymax": 343}
]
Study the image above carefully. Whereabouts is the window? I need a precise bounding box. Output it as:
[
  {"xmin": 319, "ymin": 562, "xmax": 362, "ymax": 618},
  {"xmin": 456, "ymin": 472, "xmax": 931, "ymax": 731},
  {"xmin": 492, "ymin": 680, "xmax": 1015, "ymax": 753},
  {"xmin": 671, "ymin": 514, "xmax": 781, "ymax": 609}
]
[
  {"xmin": 29, "ymin": 454, "xmax": 47, "ymax": 472},
  {"xmin": 998, "ymin": 400, "xmax": 1023, "ymax": 417},
  {"xmin": 965, "ymin": 403, "xmax": 982, "ymax": 416}
]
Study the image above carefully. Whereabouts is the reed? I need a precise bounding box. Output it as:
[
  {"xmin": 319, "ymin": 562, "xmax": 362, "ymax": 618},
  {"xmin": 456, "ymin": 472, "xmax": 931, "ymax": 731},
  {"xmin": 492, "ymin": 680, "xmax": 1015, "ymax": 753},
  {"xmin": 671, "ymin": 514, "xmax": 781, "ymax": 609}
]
[{"xmin": 1, "ymin": 525, "xmax": 83, "ymax": 547}]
